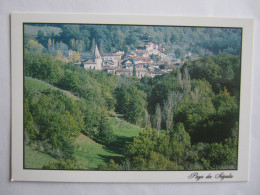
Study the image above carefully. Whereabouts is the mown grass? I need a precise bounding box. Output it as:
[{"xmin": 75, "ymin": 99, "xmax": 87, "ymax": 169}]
[
  {"xmin": 25, "ymin": 77, "xmax": 78, "ymax": 99},
  {"xmin": 24, "ymin": 24, "xmax": 62, "ymax": 36},
  {"xmin": 24, "ymin": 145, "xmax": 56, "ymax": 169}
]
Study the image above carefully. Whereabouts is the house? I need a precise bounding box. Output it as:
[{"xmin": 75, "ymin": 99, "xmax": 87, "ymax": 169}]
[
  {"xmin": 122, "ymin": 59, "xmax": 134, "ymax": 69},
  {"xmin": 148, "ymin": 62, "xmax": 160, "ymax": 70},
  {"xmin": 103, "ymin": 59, "xmax": 119, "ymax": 67},
  {"xmin": 103, "ymin": 67, "xmax": 117, "ymax": 74},
  {"xmin": 148, "ymin": 69, "xmax": 164, "ymax": 78},
  {"xmin": 145, "ymin": 42, "xmax": 160, "ymax": 55},
  {"xmin": 114, "ymin": 50, "xmax": 125, "ymax": 56},
  {"xmin": 103, "ymin": 53, "xmax": 122, "ymax": 61},
  {"xmin": 135, "ymin": 65, "xmax": 148, "ymax": 78},
  {"xmin": 129, "ymin": 57, "xmax": 153, "ymax": 64},
  {"xmin": 128, "ymin": 51, "xmax": 137, "ymax": 57},
  {"xmin": 116, "ymin": 69, "xmax": 133, "ymax": 77},
  {"xmin": 135, "ymin": 49, "xmax": 149, "ymax": 57}
]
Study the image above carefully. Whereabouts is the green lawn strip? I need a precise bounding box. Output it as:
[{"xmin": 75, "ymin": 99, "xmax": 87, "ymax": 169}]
[
  {"xmin": 74, "ymin": 134, "xmax": 122, "ymax": 170},
  {"xmin": 24, "ymin": 145, "xmax": 56, "ymax": 169},
  {"xmin": 25, "ymin": 77, "xmax": 78, "ymax": 99}
]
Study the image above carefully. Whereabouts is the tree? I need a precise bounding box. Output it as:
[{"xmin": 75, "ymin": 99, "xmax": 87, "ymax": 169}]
[
  {"xmin": 126, "ymin": 33, "xmax": 139, "ymax": 48},
  {"xmin": 163, "ymin": 91, "xmax": 183, "ymax": 135},
  {"xmin": 70, "ymin": 38, "xmax": 76, "ymax": 50},
  {"xmin": 24, "ymin": 51, "xmax": 62, "ymax": 84},
  {"xmin": 170, "ymin": 123, "xmax": 191, "ymax": 164},
  {"xmin": 55, "ymin": 50, "xmax": 63, "ymax": 61},
  {"xmin": 154, "ymin": 103, "xmax": 162, "ymax": 137},
  {"xmin": 133, "ymin": 63, "xmax": 136, "ymax": 76},
  {"xmin": 56, "ymin": 41, "xmax": 69, "ymax": 56},
  {"xmin": 176, "ymin": 97, "xmax": 216, "ymax": 143},
  {"xmin": 37, "ymin": 30, "xmax": 45, "ymax": 46},
  {"xmin": 75, "ymin": 40, "xmax": 85, "ymax": 52},
  {"xmin": 31, "ymin": 90, "xmax": 84, "ymax": 159},
  {"xmin": 24, "ymin": 88, "xmax": 36, "ymax": 143},
  {"xmin": 48, "ymin": 38, "xmax": 52, "ymax": 48},
  {"xmin": 60, "ymin": 25, "xmax": 81, "ymax": 46},
  {"xmin": 182, "ymin": 67, "xmax": 191, "ymax": 95},
  {"xmin": 58, "ymin": 70, "xmax": 80, "ymax": 92},
  {"xmin": 115, "ymin": 84, "xmax": 147, "ymax": 125},
  {"xmin": 43, "ymin": 159, "xmax": 85, "ymax": 170},
  {"xmin": 175, "ymin": 48, "xmax": 182, "ymax": 58},
  {"xmin": 91, "ymin": 38, "xmax": 96, "ymax": 55},
  {"xmin": 69, "ymin": 51, "xmax": 80, "ymax": 62},
  {"xmin": 25, "ymin": 39, "xmax": 45, "ymax": 53},
  {"xmin": 144, "ymin": 110, "xmax": 151, "ymax": 129},
  {"xmin": 98, "ymin": 112, "xmax": 114, "ymax": 144}
]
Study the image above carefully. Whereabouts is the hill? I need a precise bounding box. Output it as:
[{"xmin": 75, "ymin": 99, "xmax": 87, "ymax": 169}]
[{"xmin": 25, "ymin": 76, "xmax": 78, "ymax": 99}]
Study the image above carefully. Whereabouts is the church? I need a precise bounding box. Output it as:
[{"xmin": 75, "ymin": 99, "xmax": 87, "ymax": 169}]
[{"xmin": 82, "ymin": 44, "xmax": 103, "ymax": 70}]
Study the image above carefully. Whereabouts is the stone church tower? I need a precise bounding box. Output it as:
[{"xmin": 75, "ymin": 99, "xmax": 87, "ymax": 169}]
[{"xmin": 94, "ymin": 44, "xmax": 102, "ymax": 70}]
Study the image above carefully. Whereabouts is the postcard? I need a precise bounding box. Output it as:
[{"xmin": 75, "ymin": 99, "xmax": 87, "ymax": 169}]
[{"xmin": 11, "ymin": 13, "xmax": 253, "ymax": 182}]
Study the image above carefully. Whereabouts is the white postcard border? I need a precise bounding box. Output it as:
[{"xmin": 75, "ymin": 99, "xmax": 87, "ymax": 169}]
[{"xmin": 11, "ymin": 13, "xmax": 254, "ymax": 182}]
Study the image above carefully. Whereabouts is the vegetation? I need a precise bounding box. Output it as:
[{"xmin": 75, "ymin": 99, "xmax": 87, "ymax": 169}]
[
  {"xmin": 24, "ymin": 24, "xmax": 241, "ymax": 59},
  {"xmin": 24, "ymin": 146, "xmax": 56, "ymax": 169},
  {"xmin": 24, "ymin": 24, "xmax": 241, "ymax": 170}
]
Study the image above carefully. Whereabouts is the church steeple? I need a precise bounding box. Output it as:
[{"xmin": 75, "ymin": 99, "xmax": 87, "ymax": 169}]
[
  {"xmin": 94, "ymin": 44, "xmax": 102, "ymax": 70},
  {"xmin": 95, "ymin": 44, "xmax": 101, "ymax": 59}
]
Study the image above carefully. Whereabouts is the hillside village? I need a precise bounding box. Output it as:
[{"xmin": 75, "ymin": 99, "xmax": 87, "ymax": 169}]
[
  {"xmin": 76, "ymin": 42, "xmax": 188, "ymax": 78},
  {"xmin": 24, "ymin": 24, "xmax": 241, "ymax": 171}
]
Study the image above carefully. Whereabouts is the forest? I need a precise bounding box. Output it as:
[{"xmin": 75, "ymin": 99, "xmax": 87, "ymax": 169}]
[{"xmin": 24, "ymin": 23, "xmax": 241, "ymax": 170}]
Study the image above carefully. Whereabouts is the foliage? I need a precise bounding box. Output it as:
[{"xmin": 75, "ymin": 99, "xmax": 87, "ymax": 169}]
[
  {"xmin": 25, "ymin": 39, "xmax": 45, "ymax": 53},
  {"xmin": 24, "ymin": 89, "xmax": 84, "ymax": 159},
  {"xmin": 115, "ymin": 84, "xmax": 147, "ymax": 125},
  {"xmin": 119, "ymin": 127, "xmax": 189, "ymax": 170},
  {"xmin": 43, "ymin": 159, "xmax": 85, "ymax": 170},
  {"xmin": 69, "ymin": 50, "xmax": 81, "ymax": 62},
  {"xmin": 24, "ymin": 146, "xmax": 56, "ymax": 169},
  {"xmin": 24, "ymin": 51, "xmax": 64, "ymax": 84},
  {"xmin": 186, "ymin": 137, "xmax": 238, "ymax": 170},
  {"xmin": 186, "ymin": 54, "xmax": 241, "ymax": 97},
  {"xmin": 25, "ymin": 24, "xmax": 241, "ymax": 56},
  {"xmin": 97, "ymin": 112, "xmax": 115, "ymax": 144},
  {"xmin": 175, "ymin": 97, "xmax": 216, "ymax": 143}
]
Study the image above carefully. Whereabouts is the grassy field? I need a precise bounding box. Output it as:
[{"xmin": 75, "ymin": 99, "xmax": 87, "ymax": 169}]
[
  {"xmin": 24, "ymin": 24, "xmax": 62, "ymax": 36},
  {"xmin": 25, "ymin": 77, "xmax": 78, "ymax": 99},
  {"xmin": 111, "ymin": 117, "xmax": 140, "ymax": 138},
  {"xmin": 24, "ymin": 146, "xmax": 56, "ymax": 169},
  {"xmin": 74, "ymin": 134, "xmax": 121, "ymax": 169},
  {"xmin": 74, "ymin": 118, "xmax": 142, "ymax": 169}
]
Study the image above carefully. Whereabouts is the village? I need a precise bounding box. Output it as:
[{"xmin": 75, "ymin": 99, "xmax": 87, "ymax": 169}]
[{"xmin": 76, "ymin": 42, "xmax": 188, "ymax": 78}]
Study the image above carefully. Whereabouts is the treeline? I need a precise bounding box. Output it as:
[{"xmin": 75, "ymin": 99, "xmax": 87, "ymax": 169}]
[{"xmin": 25, "ymin": 24, "xmax": 241, "ymax": 58}]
